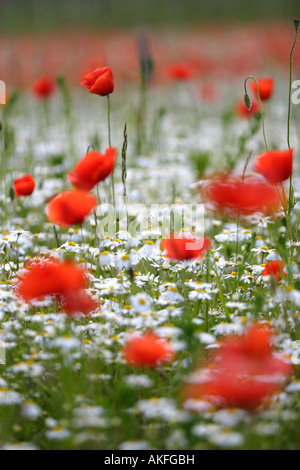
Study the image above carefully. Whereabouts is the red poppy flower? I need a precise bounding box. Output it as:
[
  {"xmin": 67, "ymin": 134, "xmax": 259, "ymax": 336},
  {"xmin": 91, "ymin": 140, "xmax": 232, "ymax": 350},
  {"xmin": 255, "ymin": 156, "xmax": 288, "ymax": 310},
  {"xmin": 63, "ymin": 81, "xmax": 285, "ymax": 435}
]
[
  {"xmin": 68, "ymin": 148, "xmax": 117, "ymax": 191},
  {"xmin": 123, "ymin": 332, "xmax": 174, "ymax": 368},
  {"xmin": 46, "ymin": 190, "xmax": 97, "ymax": 228},
  {"xmin": 262, "ymin": 261, "xmax": 287, "ymax": 282},
  {"xmin": 250, "ymin": 78, "xmax": 274, "ymax": 101},
  {"xmin": 16, "ymin": 258, "xmax": 86, "ymax": 301},
  {"xmin": 15, "ymin": 257, "xmax": 98, "ymax": 316},
  {"xmin": 162, "ymin": 235, "xmax": 211, "ymax": 261},
  {"xmin": 80, "ymin": 67, "xmax": 114, "ymax": 96},
  {"xmin": 234, "ymin": 98, "xmax": 260, "ymax": 118},
  {"xmin": 183, "ymin": 323, "xmax": 293, "ymax": 410},
  {"xmin": 202, "ymin": 175, "xmax": 282, "ymax": 216},
  {"xmin": 61, "ymin": 290, "xmax": 99, "ymax": 316},
  {"xmin": 254, "ymin": 149, "xmax": 293, "ymax": 184},
  {"xmin": 165, "ymin": 63, "xmax": 195, "ymax": 81},
  {"xmin": 13, "ymin": 174, "xmax": 35, "ymax": 197},
  {"xmin": 32, "ymin": 76, "xmax": 56, "ymax": 99}
]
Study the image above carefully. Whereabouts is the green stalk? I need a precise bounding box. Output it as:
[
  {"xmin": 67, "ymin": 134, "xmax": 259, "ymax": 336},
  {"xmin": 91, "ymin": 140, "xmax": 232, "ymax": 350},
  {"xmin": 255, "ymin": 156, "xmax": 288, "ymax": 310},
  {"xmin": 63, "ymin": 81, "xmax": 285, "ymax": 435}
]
[
  {"xmin": 107, "ymin": 95, "xmax": 115, "ymax": 207},
  {"xmin": 287, "ymin": 20, "xmax": 299, "ymax": 213},
  {"xmin": 53, "ymin": 225, "xmax": 59, "ymax": 248},
  {"xmin": 107, "ymin": 95, "xmax": 111, "ymax": 148},
  {"xmin": 244, "ymin": 76, "xmax": 268, "ymax": 152}
]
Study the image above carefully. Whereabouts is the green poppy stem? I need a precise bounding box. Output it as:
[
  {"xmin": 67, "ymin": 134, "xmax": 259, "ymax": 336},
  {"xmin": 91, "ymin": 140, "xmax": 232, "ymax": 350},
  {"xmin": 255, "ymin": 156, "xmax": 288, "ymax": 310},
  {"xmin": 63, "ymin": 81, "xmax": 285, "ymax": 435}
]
[
  {"xmin": 107, "ymin": 95, "xmax": 111, "ymax": 148},
  {"xmin": 106, "ymin": 95, "xmax": 115, "ymax": 207},
  {"xmin": 287, "ymin": 20, "xmax": 299, "ymax": 150},
  {"xmin": 287, "ymin": 20, "xmax": 299, "ymax": 213},
  {"xmin": 244, "ymin": 76, "xmax": 268, "ymax": 152}
]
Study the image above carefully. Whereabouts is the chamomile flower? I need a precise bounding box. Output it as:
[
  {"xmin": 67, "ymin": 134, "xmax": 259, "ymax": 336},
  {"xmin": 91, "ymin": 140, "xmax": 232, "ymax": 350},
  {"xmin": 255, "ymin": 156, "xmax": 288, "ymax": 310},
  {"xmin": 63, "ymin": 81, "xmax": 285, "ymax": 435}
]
[
  {"xmin": 130, "ymin": 293, "xmax": 152, "ymax": 313},
  {"xmin": 21, "ymin": 400, "xmax": 43, "ymax": 420},
  {"xmin": 46, "ymin": 427, "xmax": 71, "ymax": 441},
  {"xmin": 99, "ymin": 251, "xmax": 114, "ymax": 267},
  {"xmin": 139, "ymin": 240, "xmax": 160, "ymax": 258},
  {"xmin": 209, "ymin": 429, "xmax": 244, "ymax": 447}
]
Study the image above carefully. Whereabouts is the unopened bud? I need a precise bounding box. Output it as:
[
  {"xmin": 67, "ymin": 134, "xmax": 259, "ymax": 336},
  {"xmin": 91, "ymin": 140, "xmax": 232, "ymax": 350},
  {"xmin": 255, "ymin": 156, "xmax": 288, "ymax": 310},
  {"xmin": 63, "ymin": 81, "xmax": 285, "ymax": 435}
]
[
  {"xmin": 244, "ymin": 93, "xmax": 251, "ymax": 110},
  {"xmin": 294, "ymin": 19, "xmax": 299, "ymax": 30}
]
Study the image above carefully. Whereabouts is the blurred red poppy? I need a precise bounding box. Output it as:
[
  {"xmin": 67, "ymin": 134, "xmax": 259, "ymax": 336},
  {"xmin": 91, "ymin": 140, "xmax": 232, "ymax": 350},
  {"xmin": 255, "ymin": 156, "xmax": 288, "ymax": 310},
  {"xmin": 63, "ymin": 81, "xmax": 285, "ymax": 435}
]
[
  {"xmin": 262, "ymin": 260, "xmax": 287, "ymax": 282},
  {"xmin": 254, "ymin": 149, "xmax": 293, "ymax": 184},
  {"xmin": 32, "ymin": 76, "xmax": 56, "ymax": 98},
  {"xmin": 68, "ymin": 148, "xmax": 117, "ymax": 191},
  {"xmin": 123, "ymin": 332, "xmax": 174, "ymax": 368},
  {"xmin": 234, "ymin": 98, "xmax": 260, "ymax": 118},
  {"xmin": 250, "ymin": 78, "xmax": 274, "ymax": 101},
  {"xmin": 61, "ymin": 290, "xmax": 99, "ymax": 316},
  {"xmin": 80, "ymin": 67, "xmax": 114, "ymax": 96},
  {"xmin": 183, "ymin": 323, "xmax": 293, "ymax": 410},
  {"xmin": 162, "ymin": 235, "xmax": 211, "ymax": 261},
  {"xmin": 46, "ymin": 190, "xmax": 97, "ymax": 227},
  {"xmin": 15, "ymin": 257, "xmax": 98, "ymax": 315},
  {"xmin": 202, "ymin": 175, "xmax": 282, "ymax": 216},
  {"xmin": 16, "ymin": 258, "xmax": 86, "ymax": 301},
  {"xmin": 200, "ymin": 83, "xmax": 219, "ymax": 102},
  {"xmin": 13, "ymin": 174, "xmax": 35, "ymax": 197},
  {"xmin": 165, "ymin": 62, "xmax": 195, "ymax": 81}
]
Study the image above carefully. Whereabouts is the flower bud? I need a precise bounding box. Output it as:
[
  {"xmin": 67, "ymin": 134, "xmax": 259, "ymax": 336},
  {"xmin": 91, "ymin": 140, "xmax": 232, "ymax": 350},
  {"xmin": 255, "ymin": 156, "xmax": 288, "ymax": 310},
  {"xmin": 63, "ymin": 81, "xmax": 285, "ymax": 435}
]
[{"xmin": 244, "ymin": 93, "xmax": 251, "ymax": 110}]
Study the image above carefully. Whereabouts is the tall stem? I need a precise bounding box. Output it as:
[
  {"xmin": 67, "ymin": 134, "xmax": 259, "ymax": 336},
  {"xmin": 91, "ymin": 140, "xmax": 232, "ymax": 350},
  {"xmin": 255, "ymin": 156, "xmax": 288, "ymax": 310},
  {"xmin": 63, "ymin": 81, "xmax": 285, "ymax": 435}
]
[
  {"xmin": 287, "ymin": 20, "xmax": 299, "ymax": 212},
  {"xmin": 244, "ymin": 76, "xmax": 268, "ymax": 152},
  {"xmin": 287, "ymin": 20, "xmax": 299, "ymax": 149},
  {"xmin": 107, "ymin": 95, "xmax": 111, "ymax": 148},
  {"xmin": 106, "ymin": 95, "xmax": 115, "ymax": 207}
]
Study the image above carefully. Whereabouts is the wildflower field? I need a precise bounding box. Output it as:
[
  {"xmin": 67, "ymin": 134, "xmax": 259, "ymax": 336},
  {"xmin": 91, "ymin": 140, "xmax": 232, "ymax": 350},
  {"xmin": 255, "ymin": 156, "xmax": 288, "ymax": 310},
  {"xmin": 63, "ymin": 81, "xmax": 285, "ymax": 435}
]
[{"xmin": 0, "ymin": 7, "xmax": 300, "ymax": 451}]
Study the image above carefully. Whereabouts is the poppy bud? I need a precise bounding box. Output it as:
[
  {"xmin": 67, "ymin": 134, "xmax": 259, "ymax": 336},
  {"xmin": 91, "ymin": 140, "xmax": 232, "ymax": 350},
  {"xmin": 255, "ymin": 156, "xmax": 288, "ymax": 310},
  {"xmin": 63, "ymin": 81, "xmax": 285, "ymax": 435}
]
[{"xmin": 244, "ymin": 93, "xmax": 251, "ymax": 110}]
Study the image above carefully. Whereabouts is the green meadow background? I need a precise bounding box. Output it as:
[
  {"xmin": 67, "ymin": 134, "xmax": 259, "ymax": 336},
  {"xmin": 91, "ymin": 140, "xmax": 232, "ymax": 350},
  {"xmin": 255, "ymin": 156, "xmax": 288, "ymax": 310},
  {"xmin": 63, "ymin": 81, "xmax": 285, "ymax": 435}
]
[{"xmin": 0, "ymin": 0, "xmax": 299, "ymax": 33}]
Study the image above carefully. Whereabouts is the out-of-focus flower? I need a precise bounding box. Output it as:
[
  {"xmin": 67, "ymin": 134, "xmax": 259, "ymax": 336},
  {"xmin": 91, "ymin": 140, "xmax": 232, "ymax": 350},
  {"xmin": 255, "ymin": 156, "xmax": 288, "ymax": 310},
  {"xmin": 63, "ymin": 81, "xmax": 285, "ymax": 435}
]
[
  {"xmin": 162, "ymin": 235, "xmax": 211, "ymax": 261},
  {"xmin": 200, "ymin": 83, "xmax": 219, "ymax": 102},
  {"xmin": 32, "ymin": 76, "xmax": 56, "ymax": 99},
  {"xmin": 16, "ymin": 258, "xmax": 87, "ymax": 301},
  {"xmin": 262, "ymin": 260, "xmax": 287, "ymax": 282},
  {"xmin": 201, "ymin": 175, "xmax": 282, "ymax": 216},
  {"xmin": 13, "ymin": 174, "xmax": 35, "ymax": 197},
  {"xmin": 68, "ymin": 148, "xmax": 117, "ymax": 191},
  {"xmin": 15, "ymin": 257, "xmax": 97, "ymax": 315},
  {"xmin": 46, "ymin": 190, "xmax": 97, "ymax": 227},
  {"xmin": 254, "ymin": 149, "xmax": 293, "ymax": 184},
  {"xmin": 183, "ymin": 323, "xmax": 293, "ymax": 410},
  {"xmin": 123, "ymin": 332, "xmax": 174, "ymax": 368},
  {"xmin": 250, "ymin": 78, "xmax": 274, "ymax": 101},
  {"xmin": 61, "ymin": 290, "xmax": 98, "ymax": 316},
  {"xmin": 80, "ymin": 67, "xmax": 114, "ymax": 96},
  {"xmin": 165, "ymin": 62, "xmax": 195, "ymax": 81},
  {"xmin": 234, "ymin": 98, "xmax": 260, "ymax": 118}
]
